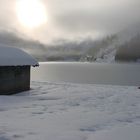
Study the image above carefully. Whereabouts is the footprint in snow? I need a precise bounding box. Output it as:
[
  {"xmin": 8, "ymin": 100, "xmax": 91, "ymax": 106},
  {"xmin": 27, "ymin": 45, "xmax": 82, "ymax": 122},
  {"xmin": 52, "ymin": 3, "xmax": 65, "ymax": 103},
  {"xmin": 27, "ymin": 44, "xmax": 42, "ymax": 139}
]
[{"xmin": 38, "ymin": 97, "xmax": 60, "ymax": 101}]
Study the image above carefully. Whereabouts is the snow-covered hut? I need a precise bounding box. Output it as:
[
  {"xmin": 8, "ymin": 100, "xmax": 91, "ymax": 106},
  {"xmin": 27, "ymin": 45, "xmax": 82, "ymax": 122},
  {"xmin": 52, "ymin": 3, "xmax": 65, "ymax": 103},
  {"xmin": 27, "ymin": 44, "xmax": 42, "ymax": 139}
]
[{"xmin": 0, "ymin": 46, "xmax": 39, "ymax": 95}]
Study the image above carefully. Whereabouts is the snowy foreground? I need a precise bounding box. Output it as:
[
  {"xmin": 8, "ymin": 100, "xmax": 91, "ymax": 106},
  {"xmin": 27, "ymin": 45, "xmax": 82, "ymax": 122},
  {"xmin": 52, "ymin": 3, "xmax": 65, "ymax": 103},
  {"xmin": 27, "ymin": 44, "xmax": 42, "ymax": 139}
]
[{"xmin": 0, "ymin": 81, "xmax": 140, "ymax": 140}]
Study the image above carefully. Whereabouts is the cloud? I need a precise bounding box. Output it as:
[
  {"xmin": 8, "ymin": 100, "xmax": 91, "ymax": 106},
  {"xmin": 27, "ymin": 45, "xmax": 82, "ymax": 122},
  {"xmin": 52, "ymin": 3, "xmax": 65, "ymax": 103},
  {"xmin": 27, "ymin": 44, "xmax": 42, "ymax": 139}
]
[
  {"xmin": 0, "ymin": 0, "xmax": 17, "ymax": 28},
  {"xmin": 49, "ymin": 0, "xmax": 140, "ymax": 34},
  {"xmin": 0, "ymin": 0, "xmax": 140, "ymax": 43}
]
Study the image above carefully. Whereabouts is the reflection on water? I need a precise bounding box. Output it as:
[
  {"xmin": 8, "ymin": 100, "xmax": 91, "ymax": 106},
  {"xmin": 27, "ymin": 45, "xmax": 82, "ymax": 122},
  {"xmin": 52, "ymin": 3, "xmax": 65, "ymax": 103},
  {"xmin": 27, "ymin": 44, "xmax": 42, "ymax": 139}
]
[{"xmin": 31, "ymin": 62, "xmax": 140, "ymax": 86}]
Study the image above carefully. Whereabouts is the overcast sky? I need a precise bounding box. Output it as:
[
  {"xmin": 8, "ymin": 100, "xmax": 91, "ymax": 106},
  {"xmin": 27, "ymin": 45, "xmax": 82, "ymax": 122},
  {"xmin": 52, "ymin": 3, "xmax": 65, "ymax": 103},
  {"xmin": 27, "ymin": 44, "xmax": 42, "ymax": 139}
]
[{"xmin": 0, "ymin": 0, "xmax": 140, "ymax": 43}]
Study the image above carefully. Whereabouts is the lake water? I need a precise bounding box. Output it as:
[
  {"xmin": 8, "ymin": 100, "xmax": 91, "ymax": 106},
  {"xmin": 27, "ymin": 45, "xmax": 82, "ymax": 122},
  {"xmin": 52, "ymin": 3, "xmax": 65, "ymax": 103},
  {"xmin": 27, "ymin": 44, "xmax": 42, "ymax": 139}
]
[{"xmin": 31, "ymin": 62, "xmax": 140, "ymax": 86}]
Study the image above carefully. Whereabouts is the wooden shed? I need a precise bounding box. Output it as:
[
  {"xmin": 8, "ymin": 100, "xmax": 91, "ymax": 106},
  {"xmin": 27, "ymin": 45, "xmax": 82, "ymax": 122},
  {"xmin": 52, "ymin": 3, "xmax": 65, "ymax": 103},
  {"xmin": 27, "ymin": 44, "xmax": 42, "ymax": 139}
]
[{"xmin": 0, "ymin": 46, "xmax": 39, "ymax": 95}]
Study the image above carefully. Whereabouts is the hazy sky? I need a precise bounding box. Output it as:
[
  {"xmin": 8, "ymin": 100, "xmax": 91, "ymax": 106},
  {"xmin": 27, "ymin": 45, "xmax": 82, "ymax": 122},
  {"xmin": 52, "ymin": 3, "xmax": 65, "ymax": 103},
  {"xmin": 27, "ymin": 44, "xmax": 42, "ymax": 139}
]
[{"xmin": 0, "ymin": 0, "xmax": 140, "ymax": 43}]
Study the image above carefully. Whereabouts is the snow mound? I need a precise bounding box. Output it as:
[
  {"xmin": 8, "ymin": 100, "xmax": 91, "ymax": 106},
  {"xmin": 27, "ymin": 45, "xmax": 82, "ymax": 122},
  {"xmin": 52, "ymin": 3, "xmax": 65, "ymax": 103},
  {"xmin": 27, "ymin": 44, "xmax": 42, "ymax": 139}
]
[{"xmin": 0, "ymin": 46, "xmax": 38, "ymax": 66}]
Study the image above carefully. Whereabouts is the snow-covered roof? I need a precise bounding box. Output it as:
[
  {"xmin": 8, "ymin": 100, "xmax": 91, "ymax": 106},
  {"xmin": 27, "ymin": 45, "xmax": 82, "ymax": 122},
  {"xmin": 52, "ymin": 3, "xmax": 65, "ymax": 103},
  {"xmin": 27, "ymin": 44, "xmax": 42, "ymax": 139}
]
[{"xmin": 0, "ymin": 46, "xmax": 39, "ymax": 66}]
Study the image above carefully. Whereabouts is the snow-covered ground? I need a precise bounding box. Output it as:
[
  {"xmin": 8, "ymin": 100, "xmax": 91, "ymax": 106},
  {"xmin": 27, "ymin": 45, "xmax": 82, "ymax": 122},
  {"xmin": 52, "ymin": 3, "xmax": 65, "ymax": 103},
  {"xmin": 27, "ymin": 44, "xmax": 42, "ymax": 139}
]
[{"xmin": 0, "ymin": 81, "xmax": 140, "ymax": 140}]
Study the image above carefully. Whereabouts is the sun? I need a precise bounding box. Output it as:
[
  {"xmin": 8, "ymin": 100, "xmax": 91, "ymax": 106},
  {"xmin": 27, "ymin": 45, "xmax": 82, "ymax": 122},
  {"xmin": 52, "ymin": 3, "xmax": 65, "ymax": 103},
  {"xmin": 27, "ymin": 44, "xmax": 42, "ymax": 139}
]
[{"xmin": 16, "ymin": 0, "xmax": 47, "ymax": 29}]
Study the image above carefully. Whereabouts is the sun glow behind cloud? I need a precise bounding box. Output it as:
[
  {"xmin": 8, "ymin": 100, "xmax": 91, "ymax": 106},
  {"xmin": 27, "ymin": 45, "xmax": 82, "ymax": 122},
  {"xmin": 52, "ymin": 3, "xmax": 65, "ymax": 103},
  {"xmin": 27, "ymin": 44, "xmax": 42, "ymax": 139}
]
[
  {"xmin": 16, "ymin": 0, "xmax": 47, "ymax": 29},
  {"xmin": 0, "ymin": 0, "xmax": 139, "ymax": 43}
]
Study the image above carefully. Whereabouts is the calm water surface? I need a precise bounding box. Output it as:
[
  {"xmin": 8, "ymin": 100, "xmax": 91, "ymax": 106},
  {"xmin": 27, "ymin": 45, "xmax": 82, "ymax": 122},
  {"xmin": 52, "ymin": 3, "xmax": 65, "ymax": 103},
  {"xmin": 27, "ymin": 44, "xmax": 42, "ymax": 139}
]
[{"xmin": 31, "ymin": 62, "xmax": 140, "ymax": 86}]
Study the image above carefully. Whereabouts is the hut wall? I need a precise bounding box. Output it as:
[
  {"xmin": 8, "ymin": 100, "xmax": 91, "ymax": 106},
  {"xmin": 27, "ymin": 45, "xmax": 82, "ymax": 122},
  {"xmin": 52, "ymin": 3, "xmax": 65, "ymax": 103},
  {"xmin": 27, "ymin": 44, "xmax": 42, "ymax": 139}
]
[{"xmin": 0, "ymin": 66, "xmax": 30, "ymax": 95}]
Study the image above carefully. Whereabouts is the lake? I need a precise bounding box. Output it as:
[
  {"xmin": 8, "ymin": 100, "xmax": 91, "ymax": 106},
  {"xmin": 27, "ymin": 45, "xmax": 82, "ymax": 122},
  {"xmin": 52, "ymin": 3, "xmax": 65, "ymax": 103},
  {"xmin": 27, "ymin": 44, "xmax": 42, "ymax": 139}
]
[{"xmin": 31, "ymin": 62, "xmax": 140, "ymax": 86}]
